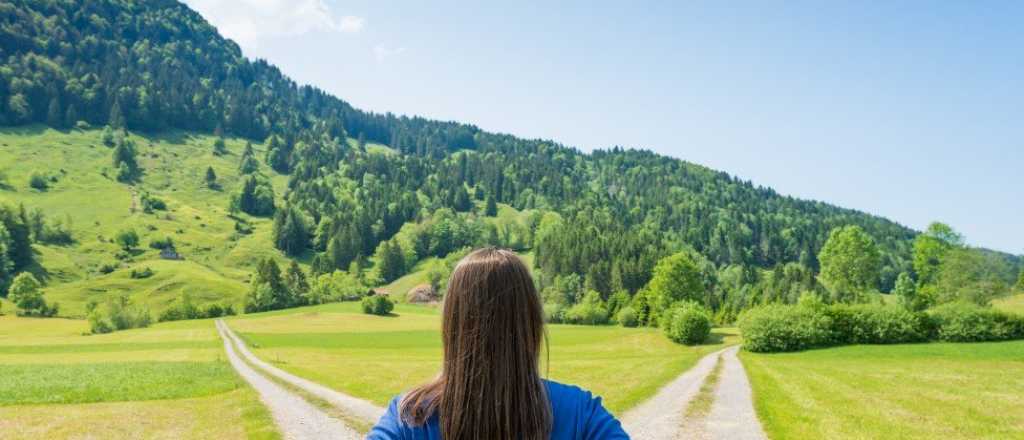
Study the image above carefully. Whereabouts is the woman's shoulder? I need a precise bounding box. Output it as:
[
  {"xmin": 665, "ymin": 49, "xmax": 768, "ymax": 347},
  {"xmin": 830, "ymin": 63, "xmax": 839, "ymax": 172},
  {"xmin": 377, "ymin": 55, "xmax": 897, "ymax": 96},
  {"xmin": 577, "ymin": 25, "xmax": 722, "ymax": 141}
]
[{"xmin": 543, "ymin": 380, "xmax": 630, "ymax": 440}]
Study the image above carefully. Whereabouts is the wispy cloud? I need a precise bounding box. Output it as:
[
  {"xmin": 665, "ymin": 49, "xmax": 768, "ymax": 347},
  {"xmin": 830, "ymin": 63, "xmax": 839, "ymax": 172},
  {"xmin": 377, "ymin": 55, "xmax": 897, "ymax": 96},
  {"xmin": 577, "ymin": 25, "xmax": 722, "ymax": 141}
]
[
  {"xmin": 373, "ymin": 44, "xmax": 406, "ymax": 62},
  {"xmin": 338, "ymin": 15, "xmax": 365, "ymax": 33},
  {"xmin": 183, "ymin": 0, "xmax": 364, "ymax": 49}
]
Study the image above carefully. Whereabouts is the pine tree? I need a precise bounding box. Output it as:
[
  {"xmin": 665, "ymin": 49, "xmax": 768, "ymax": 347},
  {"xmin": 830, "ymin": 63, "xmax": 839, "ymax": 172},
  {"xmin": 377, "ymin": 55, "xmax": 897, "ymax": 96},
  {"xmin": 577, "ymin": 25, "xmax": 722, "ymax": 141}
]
[
  {"xmin": 485, "ymin": 193, "xmax": 498, "ymax": 216},
  {"xmin": 204, "ymin": 167, "xmax": 218, "ymax": 189},
  {"xmin": 46, "ymin": 97, "xmax": 63, "ymax": 128},
  {"xmin": 108, "ymin": 100, "xmax": 124, "ymax": 128},
  {"xmin": 285, "ymin": 260, "xmax": 310, "ymax": 304}
]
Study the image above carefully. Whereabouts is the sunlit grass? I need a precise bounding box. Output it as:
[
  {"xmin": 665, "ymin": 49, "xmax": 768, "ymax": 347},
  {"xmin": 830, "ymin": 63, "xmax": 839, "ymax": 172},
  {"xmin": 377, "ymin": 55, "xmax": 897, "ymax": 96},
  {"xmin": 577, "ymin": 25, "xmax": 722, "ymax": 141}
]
[
  {"xmin": 0, "ymin": 314, "xmax": 277, "ymax": 438},
  {"xmin": 741, "ymin": 341, "xmax": 1024, "ymax": 439},
  {"xmin": 231, "ymin": 303, "xmax": 738, "ymax": 414}
]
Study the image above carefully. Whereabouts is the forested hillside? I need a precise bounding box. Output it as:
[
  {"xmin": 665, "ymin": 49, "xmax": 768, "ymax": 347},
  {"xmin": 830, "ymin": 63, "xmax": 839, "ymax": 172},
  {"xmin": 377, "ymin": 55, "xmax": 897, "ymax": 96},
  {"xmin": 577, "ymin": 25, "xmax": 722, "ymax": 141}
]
[{"xmin": 1, "ymin": 0, "xmax": 1018, "ymax": 322}]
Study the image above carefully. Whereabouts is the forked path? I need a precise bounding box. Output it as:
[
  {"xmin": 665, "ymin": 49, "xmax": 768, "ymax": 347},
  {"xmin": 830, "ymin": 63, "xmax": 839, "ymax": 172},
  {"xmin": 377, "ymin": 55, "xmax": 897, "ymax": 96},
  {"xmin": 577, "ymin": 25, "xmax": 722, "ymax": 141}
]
[
  {"xmin": 217, "ymin": 320, "xmax": 387, "ymax": 423},
  {"xmin": 621, "ymin": 346, "xmax": 766, "ymax": 440},
  {"xmin": 215, "ymin": 320, "xmax": 360, "ymax": 440}
]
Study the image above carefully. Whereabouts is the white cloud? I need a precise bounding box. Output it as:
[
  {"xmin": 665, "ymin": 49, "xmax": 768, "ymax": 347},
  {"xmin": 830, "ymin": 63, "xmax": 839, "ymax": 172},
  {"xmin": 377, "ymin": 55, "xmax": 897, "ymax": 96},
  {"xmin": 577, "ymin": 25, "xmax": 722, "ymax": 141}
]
[
  {"xmin": 373, "ymin": 44, "xmax": 406, "ymax": 62},
  {"xmin": 338, "ymin": 15, "xmax": 365, "ymax": 33},
  {"xmin": 183, "ymin": 0, "xmax": 364, "ymax": 49}
]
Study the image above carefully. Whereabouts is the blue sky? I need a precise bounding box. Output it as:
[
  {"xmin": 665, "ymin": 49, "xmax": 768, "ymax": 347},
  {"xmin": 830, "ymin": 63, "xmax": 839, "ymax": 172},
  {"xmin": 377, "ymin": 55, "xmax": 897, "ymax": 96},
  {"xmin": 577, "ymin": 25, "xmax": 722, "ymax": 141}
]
[{"xmin": 184, "ymin": 0, "xmax": 1023, "ymax": 254}]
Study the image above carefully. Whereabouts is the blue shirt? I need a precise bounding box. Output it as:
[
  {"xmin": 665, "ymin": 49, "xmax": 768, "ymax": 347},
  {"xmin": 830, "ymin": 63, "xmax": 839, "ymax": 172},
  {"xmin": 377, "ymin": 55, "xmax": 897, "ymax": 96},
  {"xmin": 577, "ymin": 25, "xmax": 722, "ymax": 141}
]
[{"xmin": 366, "ymin": 380, "xmax": 629, "ymax": 440}]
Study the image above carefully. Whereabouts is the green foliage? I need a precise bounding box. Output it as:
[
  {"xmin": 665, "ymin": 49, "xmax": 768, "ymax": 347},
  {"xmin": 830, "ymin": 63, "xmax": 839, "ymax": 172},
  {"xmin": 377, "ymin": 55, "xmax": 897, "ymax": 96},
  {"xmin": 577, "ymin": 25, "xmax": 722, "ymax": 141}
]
[
  {"xmin": 818, "ymin": 225, "xmax": 881, "ymax": 303},
  {"xmin": 272, "ymin": 207, "xmax": 309, "ymax": 256},
  {"xmin": 374, "ymin": 239, "xmax": 406, "ymax": 283},
  {"xmin": 157, "ymin": 293, "xmax": 236, "ymax": 322},
  {"xmin": 307, "ymin": 270, "xmax": 371, "ymax": 304},
  {"xmin": 234, "ymin": 174, "xmax": 275, "ymax": 216},
  {"xmin": 564, "ymin": 290, "xmax": 610, "ymax": 325},
  {"xmin": 739, "ymin": 304, "xmax": 834, "ymax": 352},
  {"xmin": 927, "ymin": 302, "xmax": 1024, "ymax": 342},
  {"xmin": 140, "ymin": 192, "xmax": 166, "ymax": 212},
  {"xmin": 129, "ymin": 267, "xmax": 154, "ymax": 279},
  {"xmin": 361, "ymin": 294, "xmax": 394, "ymax": 316},
  {"xmin": 244, "ymin": 258, "xmax": 302, "ymax": 312},
  {"xmin": 616, "ymin": 306, "xmax": 639, "ymax": 327},
  {"xmin": 87, "ymin": 295, "xmax": 151, "ymax": 334},
  {"xmin": 912, "ymin": 222, "xmax": 961, "ymax": 286},
  {"xmin": 932, "ymin": 248, "xmax": 1013, "ymax": 305},
  {"xmin": 647, "ymin": 251, "xmax": 707, "ymax": 318},
  {"xmin": 484, "ymin": 193, "xmax": 498, "ymax": 216},
  {"xmin": 204, "ymin": 166, "xmax": 218, "ymax": 189},
  {"xmin": 825, "ymin": 304, "xmax": 930, "ymax": 345},
  {"xmin": 111, "ymin": 136, "xmax": 139, "ymax": 182},
  {"xmin": 148, "ymin": 236, "xmax": 174, "ymax": 250},
  {"xmin": 28, "ymin": 171, "xmax": 48, "ymax": 190},
  {"xmin": 9, "ymin": 272, "xmax": 57, "ymax": 317},
  {"xmin": 212, "ymin": 137, "xmax": 227, "ymax": 155},
  {"xmin": 893, "ymin": 272, "xmax": 928, "ymax": 311},
  {"xmin": 660, "ymin": 301, "xmax": 712, "ymax": 345},
  {"xmin": 114, "ymin": 228, "xmax": 139, "ymax": 251}
]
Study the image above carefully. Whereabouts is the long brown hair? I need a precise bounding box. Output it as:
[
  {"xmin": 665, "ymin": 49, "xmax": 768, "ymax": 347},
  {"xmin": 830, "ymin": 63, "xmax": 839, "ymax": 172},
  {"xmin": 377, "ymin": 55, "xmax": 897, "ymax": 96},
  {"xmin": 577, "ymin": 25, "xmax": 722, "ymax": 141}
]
[{"xmin": 400, "ymin": 247, "xmax": 551, "ymax": 439}]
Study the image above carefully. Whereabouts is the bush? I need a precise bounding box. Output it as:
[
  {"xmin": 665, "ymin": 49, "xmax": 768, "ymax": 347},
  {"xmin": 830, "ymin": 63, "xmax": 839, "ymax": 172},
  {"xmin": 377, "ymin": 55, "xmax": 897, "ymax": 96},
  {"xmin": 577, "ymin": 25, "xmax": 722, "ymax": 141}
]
[
  {"xmin": 148, "ymin": 236, "xmax": 174, "ymax": 250},
  {"xmin": 29, "ymin": 172, "xmax": 48, "ymax": 190},
  {"xmin": 130, "ymin": 267, "xmax": 154, "ymax": 279},
  {"xmin": 543, "ymin": 303, "xmax": 567, "ymax": 324},
  {"xmin": 88, "ymin": 295, "xmax": 151, "ymax": 334},
  {"xmin": 661, "ymin": 302, "xmax": 712, "ymax": 345},
  {"xmin": 616, "ymin": 306, "xmax": 639, "ymax": 327},
  {"xmin": 739, "ymin": 304, "xmax": 833, "ymax": 352},
  {"xmin": 98, "ymin": 262, "xmax": 118, "ymax": 274},
  {"xmin": 927, "ymin": 302, "xmax": 1024, "ymax": 342},
  {"xmin": 563, "ymin": 291, "xmax": 609, "ymax": 325},
  {"xmin": 361, "ymin": 295, "xmax": 394, "ymax": 316},
  {"xmin": 827, "ymin": 304, "xmax": 930, "ymax": 345}
]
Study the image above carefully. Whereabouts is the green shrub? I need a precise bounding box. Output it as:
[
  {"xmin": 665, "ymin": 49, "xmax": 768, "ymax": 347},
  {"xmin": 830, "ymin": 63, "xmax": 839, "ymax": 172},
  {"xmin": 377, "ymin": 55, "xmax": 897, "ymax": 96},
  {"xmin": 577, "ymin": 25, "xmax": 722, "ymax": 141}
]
[
  {"xmin": 88, "ymin": 295, "xmax": 151, "ymax": 334},
  {"xmin": 739, "ymin": 304, "xmax": 833, "ymax": 352},
  {"xmin": 927, "ymin": 302, "xmax": 1024, "ymax": 342},
  {"xmin": 28, "ymin": 172, "xmax": 48, "ymax": 190},
  {"xmin": 616, "ymin": 306, "xmax": 639, "ymax": 327},
  {"xmin": 129, "ymin": 267, "xmax": 154, "ymax": 279},
  {"xmin": 564, "ymin": 291, "xmax": 609, "ymax": 325},
  {"xmin": 361, "ymin": 295, "xmax": 394, "ymax": 316},
  {"xmin": 543, "ymin": 303, "xmax": 567, "ymax": 324},
  {"xmin": 661, "ymin": 302, "xmax": 712, "ymax": 345},
  {"xmin": 827, "ymin": 304, "xmax": 930, "ymax": 345}
]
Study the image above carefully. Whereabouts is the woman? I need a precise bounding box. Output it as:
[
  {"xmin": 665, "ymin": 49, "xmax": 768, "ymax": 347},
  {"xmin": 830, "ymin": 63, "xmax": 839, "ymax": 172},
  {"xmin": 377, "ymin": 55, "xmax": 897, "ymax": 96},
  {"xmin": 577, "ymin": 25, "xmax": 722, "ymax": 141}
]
[{"xmin": 368, "ymin": 248, "xmax": 629, "ymax": 440}]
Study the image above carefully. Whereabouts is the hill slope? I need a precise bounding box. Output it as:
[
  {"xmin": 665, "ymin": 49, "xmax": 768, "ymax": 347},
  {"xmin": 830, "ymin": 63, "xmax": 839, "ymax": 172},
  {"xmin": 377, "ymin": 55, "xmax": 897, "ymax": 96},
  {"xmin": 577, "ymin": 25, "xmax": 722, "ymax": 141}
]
[{"xmin": 2, "ymin": 0, "xmax": 1018, "ymax": 317}]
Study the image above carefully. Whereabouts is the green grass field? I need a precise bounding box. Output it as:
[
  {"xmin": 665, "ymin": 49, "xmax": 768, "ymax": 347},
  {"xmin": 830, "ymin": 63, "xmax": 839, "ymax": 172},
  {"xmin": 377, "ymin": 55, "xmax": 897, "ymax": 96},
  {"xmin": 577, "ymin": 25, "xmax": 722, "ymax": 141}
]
[
  {"xmin": 0, "ymin": 314, "xmax": 278, "ymax": 439},
  {"xmin": 741, "ymin": 341, "xmax": 1024, "ymax": 439},
  {"xmin": 993, "ymin": 293, "xmax": 1024, "ymax": 315},
  {"xmin": 0, "ymin": 126, "xmax": 296, "ymax": 316},
  {"xmin": 229, "ymin": 301, "xmax": 738, "ymax": 414}
]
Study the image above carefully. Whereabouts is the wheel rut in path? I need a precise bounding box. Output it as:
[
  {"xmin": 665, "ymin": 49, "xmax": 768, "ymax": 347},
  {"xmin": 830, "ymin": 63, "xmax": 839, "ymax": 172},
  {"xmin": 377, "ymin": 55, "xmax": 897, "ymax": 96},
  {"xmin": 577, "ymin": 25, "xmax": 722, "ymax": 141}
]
[
  {"xmin": 218, "ymin": 320, "xmax": 387, "ymax": 423},
  {"xmin": 621, "ymin": 345, "xmax": 767, "ymax": 440},
  {"xmin": 216, "ymin": 320, "xmax": 360, "ymax": 440}
]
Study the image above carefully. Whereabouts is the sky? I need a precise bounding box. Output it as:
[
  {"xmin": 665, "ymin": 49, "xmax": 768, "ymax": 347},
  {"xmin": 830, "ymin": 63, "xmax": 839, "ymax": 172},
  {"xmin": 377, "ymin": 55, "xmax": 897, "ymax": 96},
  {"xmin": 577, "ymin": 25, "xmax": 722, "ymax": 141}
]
[{"xmin": 183, "ymin": 0, "xmax": 1023, "ymax": 254}]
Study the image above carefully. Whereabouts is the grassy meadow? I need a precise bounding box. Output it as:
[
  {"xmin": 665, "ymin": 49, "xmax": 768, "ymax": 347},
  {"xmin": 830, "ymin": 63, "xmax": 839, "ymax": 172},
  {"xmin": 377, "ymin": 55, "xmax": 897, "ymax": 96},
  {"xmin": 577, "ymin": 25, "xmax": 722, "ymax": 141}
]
[
  {"xmin": 228, "ymin": 301, "xmax": 738, "ymax": 414},
  {"xmin": 0, "ymin": 313, "xmax": 278, "ymax": 439},
  {"xmin": 0, "ymin": 126, "xmax": 296, "ymax": 315},
  {"xmin": 741, "ymin": 341, "xmax": 1024, "ymax": 439},
  {"xmin": 994, "ymin": 293, "xmax": 1024, "ymax": 315}
]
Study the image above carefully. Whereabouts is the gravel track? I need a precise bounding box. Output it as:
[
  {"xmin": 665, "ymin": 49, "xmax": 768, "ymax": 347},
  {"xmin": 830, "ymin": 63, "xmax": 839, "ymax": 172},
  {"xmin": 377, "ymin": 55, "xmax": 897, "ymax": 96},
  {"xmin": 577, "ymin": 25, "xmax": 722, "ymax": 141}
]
[
  {"xmin": 620, "ymin": 348, "xmax": 727, "ymax": 439},
  {"xmin": 702, "ymin": 346, "xmax": 767, "ymax": 440},
  {"xmin": 621, "ymin": 345, "xmax": 766, "ymax": 440},
  {"xmin": 215, "ymin": 320, "xmax": 360, "ymax": 440},
  {"xmin": 218, "ymin": 320, "xmax": 387, "ymax": 423}
]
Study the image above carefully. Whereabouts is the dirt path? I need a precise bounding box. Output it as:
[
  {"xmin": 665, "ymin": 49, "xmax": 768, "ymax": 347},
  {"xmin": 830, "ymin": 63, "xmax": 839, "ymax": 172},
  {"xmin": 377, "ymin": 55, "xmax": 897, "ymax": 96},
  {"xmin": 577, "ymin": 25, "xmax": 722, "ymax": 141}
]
[
  {"xmin": 218, "ymin": 320, "xmax": 387, "ymax": 423},
  {"xmin": 620, "ymin": 348, "xmax": 728, "ymax": 439},
  {"xmin": 621, "ymin": 345, "xmax": 766, "ymax": 440},
  {"xmin": 215, "ymin": 320, "xmax": 360, "ymax": 440},
  {"xmin": 702, "ymin": 346, "xmax": 767, "ymax": 440}
]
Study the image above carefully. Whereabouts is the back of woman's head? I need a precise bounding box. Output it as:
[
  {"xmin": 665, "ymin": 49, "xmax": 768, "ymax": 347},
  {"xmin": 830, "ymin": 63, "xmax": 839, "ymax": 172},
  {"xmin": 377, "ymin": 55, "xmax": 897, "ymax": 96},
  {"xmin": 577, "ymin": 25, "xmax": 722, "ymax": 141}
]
[{"xmin": 401, "ymin": 247, "xmax": 551, "ymax": 440}]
